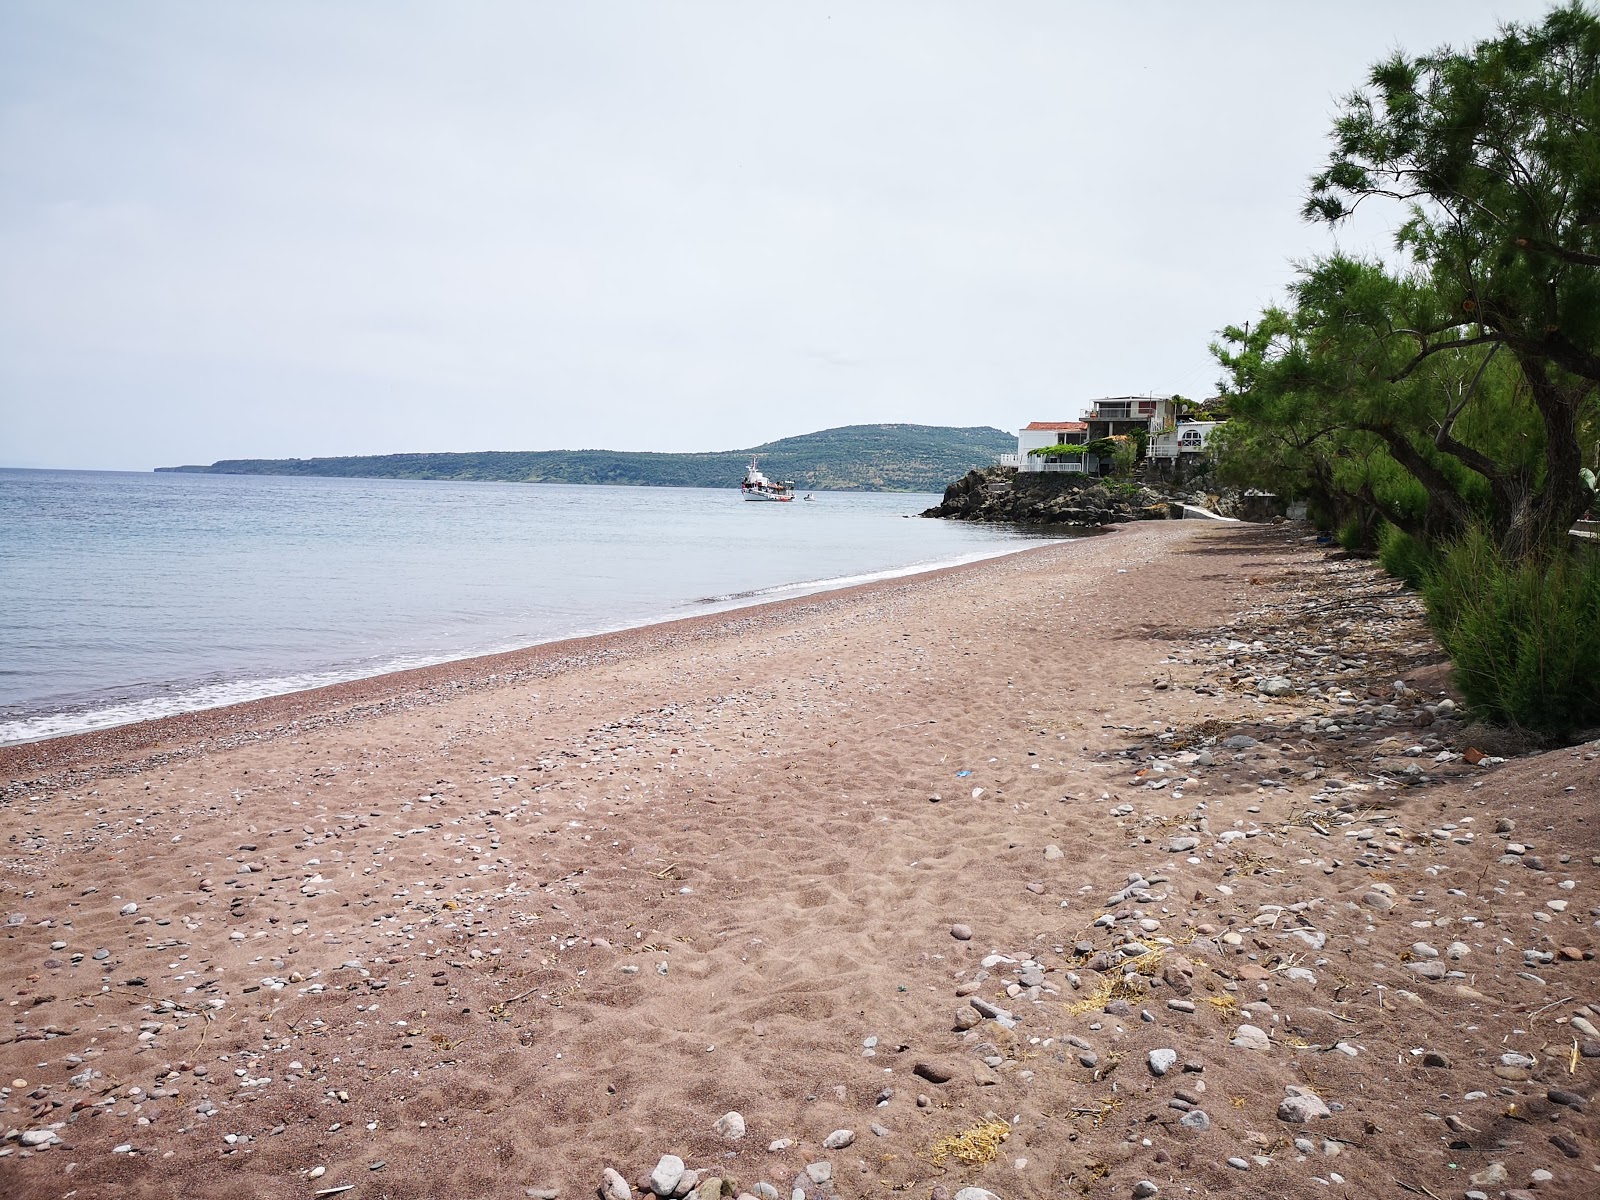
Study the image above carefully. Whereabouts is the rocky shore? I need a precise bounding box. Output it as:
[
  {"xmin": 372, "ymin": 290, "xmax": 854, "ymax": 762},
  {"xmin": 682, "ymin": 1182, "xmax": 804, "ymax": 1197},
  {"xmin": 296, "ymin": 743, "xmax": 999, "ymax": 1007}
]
[
  {"xmin": 920, "ymin": 467, "xmax": 1179, "ymax": 527},
  {"xmin": 2, "ymin": 522, "xmax": 1596, "ymax": 1200}
]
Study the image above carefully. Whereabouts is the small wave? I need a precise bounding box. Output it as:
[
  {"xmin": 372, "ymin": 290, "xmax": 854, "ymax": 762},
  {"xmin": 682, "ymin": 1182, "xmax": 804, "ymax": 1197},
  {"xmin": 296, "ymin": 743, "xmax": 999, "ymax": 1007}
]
[{"xmin": 0, "ymin": 655, "xmax": 453, "ymax": 747}]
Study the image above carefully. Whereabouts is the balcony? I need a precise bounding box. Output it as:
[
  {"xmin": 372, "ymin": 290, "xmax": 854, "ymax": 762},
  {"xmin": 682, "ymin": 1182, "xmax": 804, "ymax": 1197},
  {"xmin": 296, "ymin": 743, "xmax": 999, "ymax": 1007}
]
[{"xmin": 1020, "ymin": 458, "xmax": 1091, "ymax": 473}]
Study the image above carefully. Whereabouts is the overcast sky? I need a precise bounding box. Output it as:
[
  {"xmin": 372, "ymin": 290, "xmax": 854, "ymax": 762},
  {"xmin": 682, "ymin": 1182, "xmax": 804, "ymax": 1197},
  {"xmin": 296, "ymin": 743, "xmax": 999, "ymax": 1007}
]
[{"xmin": 0, "ymin": 1, "xmax": 1562, "ymax": 470}]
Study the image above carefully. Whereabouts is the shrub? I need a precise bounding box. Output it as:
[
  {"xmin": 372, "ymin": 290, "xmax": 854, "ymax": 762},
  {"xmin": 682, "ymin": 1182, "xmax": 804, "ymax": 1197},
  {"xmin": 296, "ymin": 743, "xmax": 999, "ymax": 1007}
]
[
  {"xmin": 1421, "ymin": 527, "xmax": 1600, "ymax": 737},
  {"xmin": 1376, "ymin": 522, "xmax": 1436, "ymax": 589},
  {"xmin": 1336, "ymin": 516, "xmax": 1367, "ymax": 552}
]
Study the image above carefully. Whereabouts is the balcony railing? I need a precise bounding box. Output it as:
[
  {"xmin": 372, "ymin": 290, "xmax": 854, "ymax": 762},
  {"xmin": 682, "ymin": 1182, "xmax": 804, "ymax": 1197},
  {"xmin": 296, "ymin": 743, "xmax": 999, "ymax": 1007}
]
[{"xmin": 1022, "ymin": 459, "xmax": 1091, "ymax": 473}]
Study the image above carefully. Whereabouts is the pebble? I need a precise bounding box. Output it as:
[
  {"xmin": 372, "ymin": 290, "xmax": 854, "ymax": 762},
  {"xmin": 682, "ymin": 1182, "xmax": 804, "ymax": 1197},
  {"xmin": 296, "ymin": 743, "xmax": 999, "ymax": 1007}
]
[
  {"xmin": 1148, "ymin": 1049, "xmax": 1177, "ymax": 1077},
  {"xmin": 1133, "ymin": 1183, "xmax": 1159, "ymax": 1199},
  {"xmin": 952, "ymin": 1190, "xmax": 1001, "ymax": 1200},
  {"xmin": 714, "ymin": 1111, "xmax": 746, "ymax": 1141},
  {"xmin": 650, "ymin": 1155, "xmax": 686, "ymax": 1196},
  {"xmin": 950, "ymin": 924, "xmax": 973, "ymax": 941},
  {"xmin": 1179, "ymin": 1110, "xmax": 1210, "ymax": 1131},
  {"xmin": 1226, "ymin": 1156, "xmax": 1250, "ymax": 1170},
  {"xmin": 120, "ymin": 903, "xmax": 139, "ymax": 916},
  {"xmin": 822, "ymin": 1129, "xmax": 855, "ymax": 1150},
  {"xmin": 600, "ymin": 1168, "xmax": 630, "ymax": 1200},
  {"xmin": 1230, "ymin": 1024, "xmax": 1270, "ymax": 1051},
  {"xmin": 1277, "ymin": 1088, "xmax": 1331, "ymax": 1122}
]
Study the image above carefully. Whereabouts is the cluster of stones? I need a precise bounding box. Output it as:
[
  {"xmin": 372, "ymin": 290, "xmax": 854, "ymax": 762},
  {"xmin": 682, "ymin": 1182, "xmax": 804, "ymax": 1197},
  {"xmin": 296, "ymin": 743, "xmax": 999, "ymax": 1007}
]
[{"xmin": 596, "ymin": 1136, "xmax": 865, "ymax": 1200}]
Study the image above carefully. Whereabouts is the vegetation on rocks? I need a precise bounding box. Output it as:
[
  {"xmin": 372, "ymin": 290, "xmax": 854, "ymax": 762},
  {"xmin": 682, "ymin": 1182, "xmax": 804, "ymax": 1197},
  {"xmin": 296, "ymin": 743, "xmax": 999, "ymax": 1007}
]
[
  {"xmin": 921, "ymin": 467, "xmax": 1173, "ymax": 527},
  {"xmin": 1211, "ymin": 2, "xmax": 1600, "ymax": 736}
]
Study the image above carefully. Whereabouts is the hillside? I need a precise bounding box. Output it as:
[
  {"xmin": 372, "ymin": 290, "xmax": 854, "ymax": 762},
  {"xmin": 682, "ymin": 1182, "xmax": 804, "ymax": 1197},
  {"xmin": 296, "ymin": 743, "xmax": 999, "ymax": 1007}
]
[{"xmin": 156, "ymin": 424, "xmax": 1013, "ymax": 493}]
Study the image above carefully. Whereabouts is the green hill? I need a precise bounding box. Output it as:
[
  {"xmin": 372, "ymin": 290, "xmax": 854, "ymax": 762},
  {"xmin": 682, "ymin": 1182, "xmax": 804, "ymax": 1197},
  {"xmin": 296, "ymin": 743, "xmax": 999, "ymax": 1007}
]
[{"xmin": 157, "ymin": 423, "xmax": 1014, "ymax": 493}]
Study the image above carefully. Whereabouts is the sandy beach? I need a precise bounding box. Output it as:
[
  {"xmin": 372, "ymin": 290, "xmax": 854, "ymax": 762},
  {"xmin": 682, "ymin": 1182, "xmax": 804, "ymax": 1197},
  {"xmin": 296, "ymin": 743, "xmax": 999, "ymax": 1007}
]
[{"xmin": 2, "ymin": 519, "xmax": 1597, "ymax": 1200}]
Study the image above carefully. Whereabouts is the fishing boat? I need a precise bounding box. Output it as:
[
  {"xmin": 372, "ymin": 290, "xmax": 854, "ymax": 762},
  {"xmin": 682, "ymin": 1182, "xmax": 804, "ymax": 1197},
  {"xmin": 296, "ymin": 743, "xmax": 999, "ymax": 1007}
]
[{"xmin": 740, "ymin": 457, "xmax": 795, "ymax": 502}]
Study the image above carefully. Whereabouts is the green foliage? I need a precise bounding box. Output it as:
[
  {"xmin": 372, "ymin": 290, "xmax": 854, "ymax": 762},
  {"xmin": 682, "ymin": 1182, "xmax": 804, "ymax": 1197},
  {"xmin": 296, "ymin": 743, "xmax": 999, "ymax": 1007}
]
[
  {"xmin": 1111, "ymin": 439, "xmax": 1140, "ymax": 477},
  {"xmin": 1377, "ymin": 521, "xmax": 1437, "ymax": 588},
  {"xmin": 1421, "ymin": 528, "xmax": 1600, "ymax": 736},
  {"xmin": 1028, "ymin": 443, "xmax": 1089, "ymax": 457},
  {"xmin": 159, "ymin": 424, "xmax": 1015, "ymax": 493},
  {"xmin": 1336, "ymin": 516, "xmax": 1370, "ymax": 553}
]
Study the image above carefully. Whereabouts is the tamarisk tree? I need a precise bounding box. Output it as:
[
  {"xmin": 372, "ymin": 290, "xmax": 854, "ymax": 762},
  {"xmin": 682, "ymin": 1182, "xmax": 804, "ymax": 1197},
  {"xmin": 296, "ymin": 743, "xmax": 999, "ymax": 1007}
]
[{"xmin": 1222, "ymin": 3, "xmax": 1600, "ymax": 559}]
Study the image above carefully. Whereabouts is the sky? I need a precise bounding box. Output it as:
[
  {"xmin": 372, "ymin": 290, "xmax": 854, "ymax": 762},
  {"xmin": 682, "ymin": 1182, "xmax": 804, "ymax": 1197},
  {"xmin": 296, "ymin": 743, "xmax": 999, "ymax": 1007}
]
[{"xmin": 0, "ymin": 1, "xmax": 1566, "ymax": 470}]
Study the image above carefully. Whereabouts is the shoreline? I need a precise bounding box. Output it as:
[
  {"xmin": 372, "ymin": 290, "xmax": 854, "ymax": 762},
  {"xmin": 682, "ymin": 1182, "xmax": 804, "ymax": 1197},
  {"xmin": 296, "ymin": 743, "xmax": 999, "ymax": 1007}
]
[
  {"xmin": 4, "ymin": 517, "xmax": 1594, "ymax": 1200},
  {"xmin": 0, "ymin": 535, "xmax": 1077, "ymax": 788}
]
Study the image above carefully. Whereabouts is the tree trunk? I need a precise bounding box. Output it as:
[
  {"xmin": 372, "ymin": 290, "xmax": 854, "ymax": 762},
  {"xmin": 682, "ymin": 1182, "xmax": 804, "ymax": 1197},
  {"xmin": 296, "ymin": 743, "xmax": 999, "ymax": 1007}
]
[{"xmin": 1503, "ymin": 355, "xmax": 1591, "ymax": 561}]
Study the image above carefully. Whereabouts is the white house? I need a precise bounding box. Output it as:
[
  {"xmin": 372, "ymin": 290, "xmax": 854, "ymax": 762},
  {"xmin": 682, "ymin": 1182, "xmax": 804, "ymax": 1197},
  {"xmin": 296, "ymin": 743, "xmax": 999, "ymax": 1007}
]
[
  {"xmin": 1002, "ymin": 398, "xmax": 1224, "ymax": 475},
  {"xmin": 1000, "ymin": 420, "xmax": 1098, "ymax": 473},
  {"xmin": 1149, "ymin": 420, "xmax": 1222, "ymax": 461}
]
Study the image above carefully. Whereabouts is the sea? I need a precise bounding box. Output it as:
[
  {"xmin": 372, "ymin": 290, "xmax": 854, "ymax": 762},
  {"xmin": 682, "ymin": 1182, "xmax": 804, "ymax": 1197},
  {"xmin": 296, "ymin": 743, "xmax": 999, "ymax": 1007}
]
[{"xmin": 0, "ymin": 469, "xmax": 1063, "ymax": 746}]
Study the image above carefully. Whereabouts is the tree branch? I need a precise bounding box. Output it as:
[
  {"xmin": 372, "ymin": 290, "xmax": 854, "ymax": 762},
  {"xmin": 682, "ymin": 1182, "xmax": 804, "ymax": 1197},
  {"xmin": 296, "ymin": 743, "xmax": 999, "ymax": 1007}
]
[{"xmin": 1514, "ymin": 235, "xmax": 1600, "ymax": 268}]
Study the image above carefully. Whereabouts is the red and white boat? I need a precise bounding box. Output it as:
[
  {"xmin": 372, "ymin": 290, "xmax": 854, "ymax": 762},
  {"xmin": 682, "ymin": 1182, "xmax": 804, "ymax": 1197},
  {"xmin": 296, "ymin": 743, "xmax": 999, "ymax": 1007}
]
[{"xmin": 740, "ymin": 457, "xmax": 795, "ymax": 502}]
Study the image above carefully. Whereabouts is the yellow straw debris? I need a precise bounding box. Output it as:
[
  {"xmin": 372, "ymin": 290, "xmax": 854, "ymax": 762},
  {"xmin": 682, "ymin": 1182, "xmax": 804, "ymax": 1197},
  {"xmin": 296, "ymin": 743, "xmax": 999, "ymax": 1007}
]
[{"xmin": 930, "ymin": 1119, "xmax": 1011, "ymax": 1168}]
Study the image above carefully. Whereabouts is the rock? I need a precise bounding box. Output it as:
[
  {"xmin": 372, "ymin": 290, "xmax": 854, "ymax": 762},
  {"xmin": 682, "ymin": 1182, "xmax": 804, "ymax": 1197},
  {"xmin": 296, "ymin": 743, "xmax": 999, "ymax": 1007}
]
[
  {"xmin": 1231, "ymin": 1024, "xmax": 1270, "ymax": 1050},
  {"xmin": 1421, "ymin": 1051, "xmax": 1451, "ymax": 1068},
  {"xmin": 714, "ymin": 1111, "xmax": 746, "ymax": 1141},
  {"xmin": 804, "ymin": 1162, "xmax": 832, "ymax": 1185},
  {"xmin": 650, "ymin": 1156, "xmax": 686, "ymax": 1196},
  {"xmin": 950, "ymin": 924, "xmax": 973, "ymax": 941},
  {"xmin": 1468, "ymin": 1163, "xmax": 1507, "ymax": 1188},
  {"xmin": 671, "ymin": 1170, "xmax": 699, "ymax": 1198},
  {"xmin": 1277, "ymin": 1089, "xmax": 1331, "ymax": 1122},
  {"xmin": 120, "ymin": 903, "xmax": 138, "ymax": 916},
  {"xmin": 1179, "ymin": 1110, "xmax": 1211, "ymax": 1131},
  {"xmin": 1360, "ymin": 892, "xmax": 1394, "ymax": 912},
  {"xmin": 953, "ymin": 1190, "xmax": 1001, "ymax": 1200},
  {"xmin": 1551, "ymin": 1132, "xmax": 1582, "ymax": 1158},
  {"xmin": 1547, "ymin": 1088, "xmax": 1586, "ymax": 1110},
  {"xmin": 1133, "ymin": 1183, "xmax": 1159, "ymax": 1199},
  {"xmin": 1408, "ymin": 960, "xmax": 1447, "ymax": 980},
  {"xmin": 1223, "ymin": 735, "xmax": 1258, "ymax": 750},
  {"xmin": 1226, "ymin": 1156, "xmax": 1250, "ymax": 1171},
  {"xmin": 1148, "ymin": 1049, "xmax": 1177, "ymax": 1077},
  {"xmin": 20, "ymin": 1130, "xmax": 58, "ymax": 1146},
  {"xmin": 913, "ymin": 1061, "xmax": 954, "ymax": 1084},
  {"xmin": 1044, "ymin": 845, "xmax": 1064, "ymax": 862},
  {"xmin": 822, "ymin": 1130, "xmax": 855, "ymax": 1150},
  {"xmin": 1258, "ymin": 677, "xmax": 1294, "ymax": 696},
  {"xmin": 600, "ymin": 1168, "xmax": 631, "ymax": 1200},
  {"xmin": 1169, "ymin": 837, "xmax": 1199, "ymax": 853}
]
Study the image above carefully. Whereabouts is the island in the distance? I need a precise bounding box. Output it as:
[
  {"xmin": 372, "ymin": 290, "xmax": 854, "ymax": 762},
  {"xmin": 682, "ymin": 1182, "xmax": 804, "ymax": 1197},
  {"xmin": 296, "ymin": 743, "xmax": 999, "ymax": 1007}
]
[{"xmin": 157, "ymin": 423, "xmax": 1013, "ymax": 493}]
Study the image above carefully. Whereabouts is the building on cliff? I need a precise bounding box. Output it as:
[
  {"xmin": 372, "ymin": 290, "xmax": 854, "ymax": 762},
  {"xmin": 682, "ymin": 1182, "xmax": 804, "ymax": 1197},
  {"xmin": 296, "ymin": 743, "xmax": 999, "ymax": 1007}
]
[{"xmin": 1000, "ymin": 397, "xmax": 1223, "ymax": 476}]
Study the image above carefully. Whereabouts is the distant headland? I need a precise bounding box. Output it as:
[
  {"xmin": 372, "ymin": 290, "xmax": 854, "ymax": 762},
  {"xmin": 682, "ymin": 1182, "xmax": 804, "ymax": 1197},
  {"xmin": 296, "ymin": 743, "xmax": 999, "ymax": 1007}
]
[{"xmin": 156, "ymin": 423, "xmax": 1012, "ymax": 493}]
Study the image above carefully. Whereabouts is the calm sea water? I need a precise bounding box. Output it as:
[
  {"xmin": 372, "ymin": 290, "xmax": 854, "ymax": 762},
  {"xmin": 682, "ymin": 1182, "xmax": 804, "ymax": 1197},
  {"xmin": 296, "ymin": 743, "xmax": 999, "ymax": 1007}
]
[{"xmin": 0, "ymin": 469, "xmax": 1059, "ymax": 745}]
